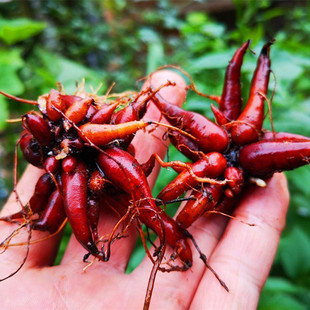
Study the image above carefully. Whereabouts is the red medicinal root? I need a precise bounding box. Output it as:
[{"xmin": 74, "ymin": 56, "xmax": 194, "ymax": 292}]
[
  {"xmin": 239, "ymin": 141, "xmax": 310, "ymax": 177},
  {"xmin": 157, "ymin": 152, "xmax": 227, "ymax": 202},
  {"xmin": 97, "ymin": 146, "xmax": 193, "ymax": 267},
  {"xmin": 152, "ymin": 94, "xmax": 230, "ymax": 153},
  {"xmin": 229, "ymin": 40, "xmax": 274, "ymax": 145},
  {"xmin": 219, "ymin": 39, "xmax": 251, "ymax": 121},
  {"xmin": 1, "ymin": 39, "xmax": 310, "ymax": 310}
]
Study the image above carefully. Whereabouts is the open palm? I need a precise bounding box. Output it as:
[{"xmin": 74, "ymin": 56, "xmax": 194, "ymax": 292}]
[{"xmin": 0, "ymin": 71, "xmax": 289, "ymax": 309}]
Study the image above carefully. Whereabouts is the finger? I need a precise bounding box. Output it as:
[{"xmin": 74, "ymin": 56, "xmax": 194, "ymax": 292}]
[
  {"xmin": 0, "ymin": 165, "xmax": 43, "ymax": 217},
  {"xmin": 0, "ymin": 165, "xmax": 63, "ymax": 278},
  {"xmin": 190, "ymin": 173, "xmax": 289, "ymax": 309},
  {"xmin": 132, "ymin": 199, "xmax": 229, "ymax": 309},
  {"xmin": 134, "ymin": 69, "xmax": 188, "ymax": 187},
  {"xmin": 133, "ymin": 173, "xmax": 289, "ymax": 309},
  {"xmin": 60, "ymin": 70, "xmax": 187, "ymax": 271}
]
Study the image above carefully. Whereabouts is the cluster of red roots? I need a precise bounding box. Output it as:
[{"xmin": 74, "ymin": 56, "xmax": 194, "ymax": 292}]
[{"xmin": 1, "ymin": 39, "xmax": 310, "ymax": 309}]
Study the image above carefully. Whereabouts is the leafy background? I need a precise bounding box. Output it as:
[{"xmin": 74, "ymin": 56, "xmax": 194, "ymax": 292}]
[{"xmin": 0, "ymin": 0, "xmax": 310, "ymax": 308}]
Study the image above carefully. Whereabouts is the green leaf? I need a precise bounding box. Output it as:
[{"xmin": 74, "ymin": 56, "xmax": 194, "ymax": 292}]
[
  {"xmin": 0, "ymin": 96, "xmax": 9, "ymax": 130},
  {"xmin": 146, "ymin": 41, "xmax": 164, "ymax": 74},
  {"xmin": 0, "ymin": 66, "xmax": 25, "ymax": 95},
  {"xmin": 35, "ymin": 49, "xmax": 106, "ymax": 94},
  {"xmin": 138, "ymin": 28, "xmax": 160, "ymax": 43},
  {"xmin": 271, "ymin": 49, "xmax": 310, "ymax": 85},
  {"xmin": 287, "ymin": 168, "xmax": 310, "ymax": 196},
  {"xmin": 273, "ymin": 59, "xmax": 303, "ymax": 83},
  {"xmin": 126, "ymin": 240, "xmax": 146, "ymax": 273},
  {"xmin": 54, "ymin": 224, "xmax": 72, "ymax": 265},
  {"xmin": 259, "ymin": 292, "xmax": 307, "ymax": 310},
  {"xmin": 260, "ymin": 8, "xmax": 285, "ymax": 21},
  {"xmin": 57, "ymin": 58, "xmax": 105, "ymax": 93},
  {"xmin": 289, "ymin": 193, "xmax": 310, "ymax": 218},
  {"xmin": 186, "ymin": 12, "xmax": 207, "ymax": 27},
  {"xmin": 0, "ymin": 49, "xmax": 24, "ymax": 94},
  {"xmin": 0, "ymin": 18, "xmax": 46, "ymax": 45},
  {"xmin": 0, "ymin": 49, "xmax": 24, "ymax": 70},
  {"xmin": 263, "ymin": 277, "xmax": 300, "ymax": 294},
  {"xmin": 274, "ymin": 110, "xmax": 310, "ymax": 136},
  {"xmin": 202, "ymin": 23, "xmax": 225, "ymax": 37},
  {"xmin": 189, "ymin": 50, "xmax": 233, "ymax": 72},
  {"xmin": 280, "ymin": 227, "xmax": 310, "ymax": 279}
]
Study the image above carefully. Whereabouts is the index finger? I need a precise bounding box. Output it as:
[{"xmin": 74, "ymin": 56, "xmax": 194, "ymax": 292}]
[
  {"xmin": 134, "ymin": 69, "xmax": 187, "ymax": 187},
  {"xmin": 60, "ymin": 70, "xmax": 187, "ymax": 269}
]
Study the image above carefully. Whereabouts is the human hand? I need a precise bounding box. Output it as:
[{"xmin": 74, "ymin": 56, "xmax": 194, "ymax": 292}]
[{"xmin": 0, "ymin": 71, "xmax": 289, "ymax": 309}]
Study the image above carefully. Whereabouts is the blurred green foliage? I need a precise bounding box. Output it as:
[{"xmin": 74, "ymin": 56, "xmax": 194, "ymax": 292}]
[{"xmin": 0, "ymin": 0, "xmax": 310, "ymax": 308}]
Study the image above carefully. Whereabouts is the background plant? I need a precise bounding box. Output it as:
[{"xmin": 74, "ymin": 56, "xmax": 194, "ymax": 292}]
[{"xmin": 0, "ymin": 0, "xmax": 309, "ymax": 308}]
